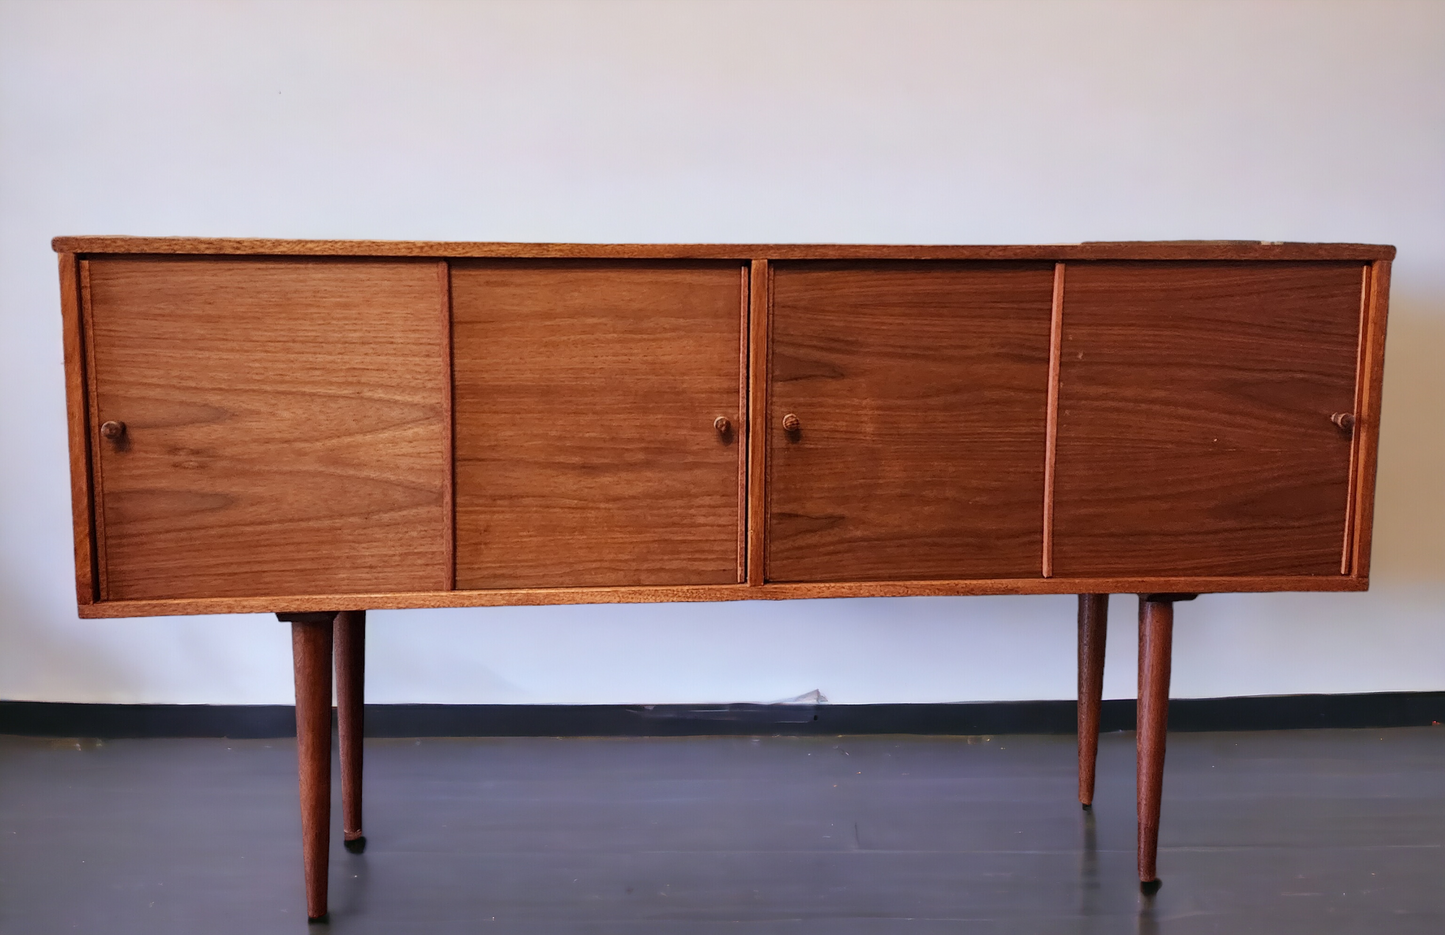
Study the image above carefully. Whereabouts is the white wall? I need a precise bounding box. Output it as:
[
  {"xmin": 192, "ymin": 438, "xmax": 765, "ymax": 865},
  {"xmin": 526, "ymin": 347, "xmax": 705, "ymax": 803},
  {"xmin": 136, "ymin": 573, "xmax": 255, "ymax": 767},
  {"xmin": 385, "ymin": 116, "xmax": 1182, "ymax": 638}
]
[{"xmin": 1, "ymin": 0, "xmax": 1441, "ymax": 706}]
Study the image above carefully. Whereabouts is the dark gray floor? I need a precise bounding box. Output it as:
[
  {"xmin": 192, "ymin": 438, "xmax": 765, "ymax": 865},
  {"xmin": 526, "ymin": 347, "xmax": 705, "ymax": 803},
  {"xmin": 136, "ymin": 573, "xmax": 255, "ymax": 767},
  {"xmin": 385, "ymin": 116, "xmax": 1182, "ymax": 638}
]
[{"xmin": 0, "ymin": 728, "xmax": 1441, "ymax": 933}]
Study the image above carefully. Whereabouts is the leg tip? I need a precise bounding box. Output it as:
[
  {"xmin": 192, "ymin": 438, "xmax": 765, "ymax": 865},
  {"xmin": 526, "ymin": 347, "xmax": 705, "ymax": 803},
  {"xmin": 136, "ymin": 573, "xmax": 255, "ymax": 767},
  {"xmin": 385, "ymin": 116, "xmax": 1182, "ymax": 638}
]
[
  {"xmin": 1081, "ymin": 803, "xmax": 1092, "ymax": 811},
  {"xmin": 343, "ymin": 835, "xmax": 367, "ymax": 854},
  {"xmin": 307, "ymin": 912, "xmax": 329, "ymax": 924},
  {"xmin": 1140, "ymin": 879, "xmax": 1162, "ymax": 895}
]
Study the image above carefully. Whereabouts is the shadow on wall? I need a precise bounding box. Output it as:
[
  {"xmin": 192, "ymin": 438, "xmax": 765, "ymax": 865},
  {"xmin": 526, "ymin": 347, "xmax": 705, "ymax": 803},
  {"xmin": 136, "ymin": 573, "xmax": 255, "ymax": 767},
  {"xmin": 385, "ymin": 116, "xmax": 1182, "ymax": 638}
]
[{"xmin": 1370, "ymin": 292, "xmax": 1445, "ymax": 583}]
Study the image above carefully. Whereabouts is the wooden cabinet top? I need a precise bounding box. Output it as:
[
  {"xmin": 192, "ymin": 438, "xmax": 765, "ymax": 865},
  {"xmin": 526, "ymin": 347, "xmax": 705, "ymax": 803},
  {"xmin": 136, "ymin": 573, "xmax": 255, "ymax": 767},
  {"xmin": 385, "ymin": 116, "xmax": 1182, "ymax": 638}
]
[{"xmin": 53, "ymin": 237, "xmax": 1394, "ymax": 262}]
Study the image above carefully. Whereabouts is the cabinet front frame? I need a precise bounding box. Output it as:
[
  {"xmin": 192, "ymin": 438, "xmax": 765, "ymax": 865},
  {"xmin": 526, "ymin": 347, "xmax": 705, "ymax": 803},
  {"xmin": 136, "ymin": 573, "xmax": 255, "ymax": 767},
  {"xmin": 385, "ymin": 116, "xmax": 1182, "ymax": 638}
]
[{"xmin": 56, "ymin": 240, "xmax": 1392, "ymax": 619}]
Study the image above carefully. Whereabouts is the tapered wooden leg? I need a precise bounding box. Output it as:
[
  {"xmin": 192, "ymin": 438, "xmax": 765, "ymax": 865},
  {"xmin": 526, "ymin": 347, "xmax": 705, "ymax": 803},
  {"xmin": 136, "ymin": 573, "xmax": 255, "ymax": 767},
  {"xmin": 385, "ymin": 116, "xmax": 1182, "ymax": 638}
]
[
  {"xmin": 1136, "ymin": 596, "xmax": 1175, "ymax": 892},
  {"xmin": 285, "ymin": 613, "xmax": 335, "ymax": 922},
  {"xmin": 335, "ymin": 610, "xmax": 366, "ymax": 854},
  {"xmin": 1077, "ymin": 594, "xmax": 1109, "ymax": 808}
]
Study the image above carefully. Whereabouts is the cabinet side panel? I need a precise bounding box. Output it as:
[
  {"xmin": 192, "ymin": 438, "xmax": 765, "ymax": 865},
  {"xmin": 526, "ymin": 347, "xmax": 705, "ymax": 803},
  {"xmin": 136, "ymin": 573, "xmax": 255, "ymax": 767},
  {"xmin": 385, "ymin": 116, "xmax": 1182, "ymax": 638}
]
[
  {"xmin": 767, "ymin": 262, "xmax": 1054, "ymax": 582},
  {"xmin": 88, "ymin": 257, "xmax": 451, "ymax": 600},
  {"xmin": 80, "ymin": 261, "xmax": 109, "ymax": 598},
  {"xmin": 58, "ymin": 253, "xmax": 96, "ymax": 603},
  {"xmin": 1350, "ymin": 259, "xmax": 1391, "ymax": 579},
  {"xmin": 1053, "ymin": 261, "xmax": 1362, "ymax": 577},
  {"xmin": 452, "ymin": 261, "xmax": 745, "ymax": 589}
]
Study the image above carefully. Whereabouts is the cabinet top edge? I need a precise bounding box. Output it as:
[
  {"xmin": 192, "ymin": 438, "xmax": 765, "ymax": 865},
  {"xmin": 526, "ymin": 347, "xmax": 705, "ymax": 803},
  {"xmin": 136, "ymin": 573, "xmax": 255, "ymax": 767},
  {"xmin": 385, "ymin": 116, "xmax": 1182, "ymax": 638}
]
[{"xmin": 51, "ymin": 237, "xmax": 1396, "ymax": 262}]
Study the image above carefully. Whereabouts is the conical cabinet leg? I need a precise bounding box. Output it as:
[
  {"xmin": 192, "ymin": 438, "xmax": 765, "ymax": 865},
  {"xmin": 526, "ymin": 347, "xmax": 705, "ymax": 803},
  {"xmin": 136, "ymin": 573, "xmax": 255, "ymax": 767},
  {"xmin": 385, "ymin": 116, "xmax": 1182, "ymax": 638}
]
[
  {"xmin": 1136, "ymin": 596, "xmax": 1177, "ymax": 891},
  {"xmin": 335, "ymin": 610, "xmax": 367, "ymax": 854},
  {"xmin": 1077, "ymin": 594, "xmax": 1109, "ymax": 808},
  {"xmin": 284, "ymin": 612, "xmax": 335, "ymax": 922}
]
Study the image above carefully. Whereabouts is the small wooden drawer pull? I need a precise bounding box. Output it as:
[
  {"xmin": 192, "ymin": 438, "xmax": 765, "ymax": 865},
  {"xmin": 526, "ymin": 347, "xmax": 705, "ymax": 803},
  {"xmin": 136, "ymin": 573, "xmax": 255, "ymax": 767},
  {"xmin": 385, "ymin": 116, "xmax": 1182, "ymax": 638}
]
[
  {"xmin": 714, "ymin": 416, "xmax": 731, "ymax": 435},
  {"xmin": 1331, "ymin": 412, "xmax": 1356, "ymax": 431},
  {"xmin": 781, "ymin": 413, "xmax": 801, "ymax": 432},
  {"xmin": 100, "ymin": 420, "xmax": 126, "ymax": 440}
]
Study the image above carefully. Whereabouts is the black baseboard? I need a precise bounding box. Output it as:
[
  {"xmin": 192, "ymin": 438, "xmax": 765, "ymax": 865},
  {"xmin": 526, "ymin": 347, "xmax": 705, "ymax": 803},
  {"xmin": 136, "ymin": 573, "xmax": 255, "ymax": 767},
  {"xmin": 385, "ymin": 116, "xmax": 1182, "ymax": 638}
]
[{"xmin": 1, "ymin": 693, "xmax": 1441, "ymax": 739}]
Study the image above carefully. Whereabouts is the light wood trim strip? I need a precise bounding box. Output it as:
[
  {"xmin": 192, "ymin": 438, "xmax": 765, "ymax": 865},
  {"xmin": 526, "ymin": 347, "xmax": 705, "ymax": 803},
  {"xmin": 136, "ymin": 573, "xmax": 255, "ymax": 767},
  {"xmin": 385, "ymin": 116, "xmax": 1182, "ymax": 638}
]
[
  {"xmin": 746, "ymin": 260, "xmax": 770, "ymax": 584},
  {"xmin": 57, "ymin": 253, "xmax": 97, "ymax": 603},
  {"xmin": 736, "ymin": 264, "xmax": 749, "ymax": 582},
  {"xmin": 75, "ymin": 574, "xmax": 1370, "ymax": 618},
  {"xmin": 78, "ymin": 259, "xmax": 108, "ymax": 600},
  {"xmin": 1042, "ymin": 262, "xmax": 1065, "ymax": 577},
  {"xmin": 439, "ymin": 260, "xmax": 456, "ymax": 590},
  {"xmin": 1349, "ymin": 259, "xmax": 1392, "ymax": 579},
  {"xmin": 1341, "ymin": 264, "xmax": 1370, "ymax": 574},
  {"xmin": 51, "ymin": 237, "xmax": 1396, "ymax": 263}
]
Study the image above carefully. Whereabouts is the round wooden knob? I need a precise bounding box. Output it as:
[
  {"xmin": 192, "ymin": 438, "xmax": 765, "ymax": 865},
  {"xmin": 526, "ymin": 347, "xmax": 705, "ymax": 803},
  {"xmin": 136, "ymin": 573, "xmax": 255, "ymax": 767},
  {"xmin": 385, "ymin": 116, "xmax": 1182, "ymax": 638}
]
[
  {"xmin": 1331, "ymin": 412, "xmax": 1356, "ymax": 431},
  {"xmin": 714, "ymin": 416, "xmax": 731, "ymax": 435},
  {"xmin": 100, "ymin": 420, "xmax": 126, "ymax": 440},
  {"xmin": 782, "ymin": 413, "xmax": 801, "ymax": 432}
]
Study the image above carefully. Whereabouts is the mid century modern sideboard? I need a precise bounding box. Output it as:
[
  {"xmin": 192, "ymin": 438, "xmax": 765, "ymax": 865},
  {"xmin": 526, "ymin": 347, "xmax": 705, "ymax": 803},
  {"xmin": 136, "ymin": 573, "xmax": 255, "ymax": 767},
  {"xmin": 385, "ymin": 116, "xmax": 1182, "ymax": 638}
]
[{"xmin": 52, "ymin": 237, "xmax": 1393, "ymax": 920}]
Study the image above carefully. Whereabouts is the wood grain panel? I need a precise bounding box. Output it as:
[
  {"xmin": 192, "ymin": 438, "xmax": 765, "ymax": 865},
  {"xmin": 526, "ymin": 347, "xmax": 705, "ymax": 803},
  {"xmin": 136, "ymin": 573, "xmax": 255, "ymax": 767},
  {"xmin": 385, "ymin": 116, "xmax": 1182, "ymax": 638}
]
[
  {"xmin": 437, "ymin": 261, "xmax": 456, "ymax": 589},
  {"xmin": 72, "ymin": 573, "xmax": 1368, "ymax": 619},
  {"xmin": 1042, "ymin": 263, "xmax": 1065, "ymax": 576},
  {"xmin": 1349, "ymin": 259, "xmax": 1391, "ymax": 578},
  {"xmin": 86, "ymin": 257, "xmax": 450, "ymax": 600},
  {"xmin": 746, "ymin": 260, "xmax": 770, "ymax": 585},
  {"xmin": 1052, "ymin": 262, "xmax": 1364, "ymax": 577},
  {"xmin": 57, "ymin": 253, "xmax": 96, "ymax": 603},
  {"xmin": 736, "ymin": 265, "xmax": 750, "ymax": 581},
  {"xmin": 767, "ymin": 262, "xmax": 1055, "ymax": 582},
  {"xmin": 452, "ymin": 261, "xmax": 744, "ymax": 589},
  {"xmin": 1339, "ymin": 264, "xmax": 1369, "ymax": 574},
  {"xmin": 80, "ymin": 261, "xmax": 108, "ymax": 597}
]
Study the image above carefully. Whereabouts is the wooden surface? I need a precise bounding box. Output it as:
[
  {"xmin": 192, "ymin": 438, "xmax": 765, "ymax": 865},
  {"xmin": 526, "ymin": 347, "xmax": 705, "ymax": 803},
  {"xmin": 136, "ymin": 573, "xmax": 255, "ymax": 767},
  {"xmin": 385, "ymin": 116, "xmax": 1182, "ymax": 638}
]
[
  {"xmin": 52, "ymin": 236, "xmax": 1395, "ymax": 262},
  {"xmin": 57, "ymin": 253, "xmax": 96, "ymax": 604},
  {"xmin": 1339, "ymin": 266, "xmax": 1370, "ymax": 574},
  {"xmin": 735, "ymin": 266, "xmax": 750, "ymax": 581},
  {"xmin": 335, "ymin": 610, "xmax": 365, "ymax": 848},
  {"xmin": 437, "ymin": 262, "xmax": 456, "ymax": 589},
  {"xmin": 84, "ymin": 257, "xmax": 450, "ymax": 600},
  {"xmin": 80, "ymin": 262, "xmax": 109, "ymax": 597},
  {"xmin": 1042, "ymin": 264, "xmax": 1065, "ymax": 577},
  {"xmin": 746, "ymin": 260, "xmax": 770, "ymax": 585},
  {"xmin": 1136, "ymin": 597, "xmax": 1175, "ymax": 886},
  {"xmin": 289, "ymin": 616, "xmax": 333, "ymax": 921},
  {"xmin": 1349, "ymin": 260, "xmax": 1392, "ymax": 579},
  {"xmin": 767, "ymin": 262, "xmax": 1054, "ymax": 582},
  {"xmin": 1077, "ymin": 594, "xmax": 1108, "ymax": 807},
  {"xmin": 59, "ymin": 244, "xmax": 1391, "ymax": 614},
  {"xmin": 69, "ymin": 574, "xmax": 1367, "ymax": 618},
  {"xmin": 1052, "ymin": 262, "xmax": 1365, "ymax": 577},
  {"xmin": 451, "ymin": 261, "xmax": 745, "ymax": 589}
]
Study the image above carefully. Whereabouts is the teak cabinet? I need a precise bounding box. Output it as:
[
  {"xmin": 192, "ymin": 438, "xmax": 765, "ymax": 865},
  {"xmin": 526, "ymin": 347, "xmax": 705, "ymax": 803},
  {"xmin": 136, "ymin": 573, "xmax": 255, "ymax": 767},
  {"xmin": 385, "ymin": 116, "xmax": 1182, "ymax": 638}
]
[{"xmin": 54, "ymin": 237, "xmax": 1393, "ymax": 919}]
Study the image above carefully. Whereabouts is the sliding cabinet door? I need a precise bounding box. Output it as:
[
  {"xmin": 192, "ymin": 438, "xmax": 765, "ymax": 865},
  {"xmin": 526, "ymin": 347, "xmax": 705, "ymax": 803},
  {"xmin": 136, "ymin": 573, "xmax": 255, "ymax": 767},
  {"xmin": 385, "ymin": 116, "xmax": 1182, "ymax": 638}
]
[
  {"xmin": 87, "ymin": 257, "xmax": 451, "ymax": 600},
  {"xmin": 452, "ymin": 261, "xmax": 746, "ymax": 589},
  {"xmin": 1051, "ymin": 262, "xmax": 1365, "ymax": 577},
  {"xmin": 767, "ymin": 262, "xmax": 1055, "ymax": 582}
]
